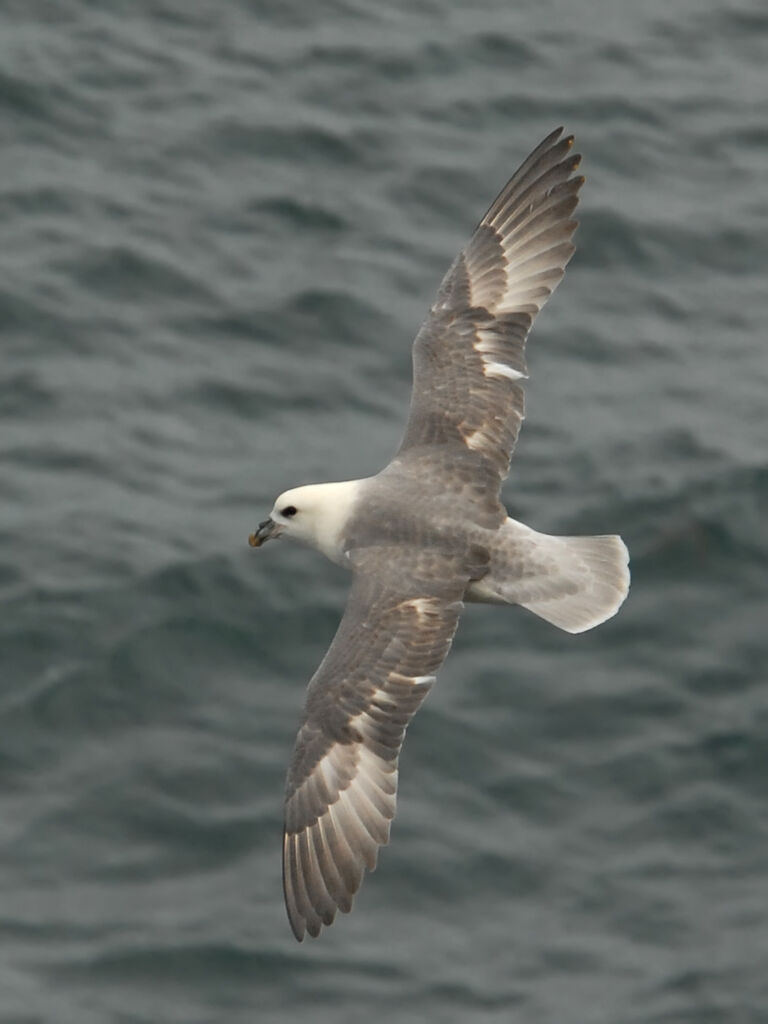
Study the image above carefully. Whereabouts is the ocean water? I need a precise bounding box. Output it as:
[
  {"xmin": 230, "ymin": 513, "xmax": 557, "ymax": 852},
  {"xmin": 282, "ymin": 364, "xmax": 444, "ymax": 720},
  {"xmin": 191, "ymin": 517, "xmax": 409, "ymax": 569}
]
[{"xmin": 1, "ymin": 1, "xmax": 767, "ymax": 1021}]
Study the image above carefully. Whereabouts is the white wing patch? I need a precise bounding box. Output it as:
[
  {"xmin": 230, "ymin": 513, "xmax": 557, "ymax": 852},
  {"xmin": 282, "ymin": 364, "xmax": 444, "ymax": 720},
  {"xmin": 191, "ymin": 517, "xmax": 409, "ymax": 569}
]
[
  {"xmin": 484, "ymin": 360, "xmax": 526, "ymax": 382},
  {"xmin": 403, "ymin": 596, "xmax": 443, "ymax": 621}
]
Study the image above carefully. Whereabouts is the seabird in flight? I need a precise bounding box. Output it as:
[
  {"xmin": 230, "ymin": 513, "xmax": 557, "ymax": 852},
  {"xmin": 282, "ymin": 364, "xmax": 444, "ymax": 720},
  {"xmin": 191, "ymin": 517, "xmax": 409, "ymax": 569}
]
[{"xmin": 249, "ymin": 128, "xmax": 630, "ymax": 941}]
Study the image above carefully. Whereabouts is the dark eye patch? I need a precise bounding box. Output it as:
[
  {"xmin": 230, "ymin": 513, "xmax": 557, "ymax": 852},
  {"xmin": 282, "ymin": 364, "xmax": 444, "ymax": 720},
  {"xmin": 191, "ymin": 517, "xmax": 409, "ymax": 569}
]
[{"xmin": 281, "ymin": 505, "xmax": 297, "ymax": 517}]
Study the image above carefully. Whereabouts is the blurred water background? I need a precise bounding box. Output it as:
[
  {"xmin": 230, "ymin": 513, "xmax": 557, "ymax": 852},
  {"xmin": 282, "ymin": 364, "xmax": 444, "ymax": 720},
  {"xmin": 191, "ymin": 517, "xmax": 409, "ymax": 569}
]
[{"xmin": 1, "ymin": 1, "xmax": 767, "ymax": 1021}]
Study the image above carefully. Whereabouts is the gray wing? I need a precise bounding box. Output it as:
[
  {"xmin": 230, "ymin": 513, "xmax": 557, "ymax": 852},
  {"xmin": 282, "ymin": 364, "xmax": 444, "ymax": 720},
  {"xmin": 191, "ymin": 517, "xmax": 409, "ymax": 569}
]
[
  {"xmin": 282, "ymin": 549, "xmax": 470, "ymax": 940},
  {"xmin": 397, "ymin": 127, "xmax": 583, "ymax": 490}
]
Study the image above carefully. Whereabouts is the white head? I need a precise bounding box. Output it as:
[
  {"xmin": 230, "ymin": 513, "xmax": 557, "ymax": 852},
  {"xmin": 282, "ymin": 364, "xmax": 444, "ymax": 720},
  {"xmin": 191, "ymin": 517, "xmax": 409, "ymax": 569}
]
[{"xmin": 248, "ymin": 480, "xmax": 363, "ymax": 564}]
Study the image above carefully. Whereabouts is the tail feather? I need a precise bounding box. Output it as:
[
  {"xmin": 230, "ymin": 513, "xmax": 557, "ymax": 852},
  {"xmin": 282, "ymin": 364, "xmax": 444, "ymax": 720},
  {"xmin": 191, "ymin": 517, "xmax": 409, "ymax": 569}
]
[{"xmin": 467, "ymin": 518, "xmax": 630, "ymax": 634}]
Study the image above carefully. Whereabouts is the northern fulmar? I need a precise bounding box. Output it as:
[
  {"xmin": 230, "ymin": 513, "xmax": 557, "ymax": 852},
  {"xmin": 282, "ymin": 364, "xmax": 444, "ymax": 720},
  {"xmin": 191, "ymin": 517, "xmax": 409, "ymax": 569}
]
[{"xmin": 249, "ymin": 128, "xmax": 630, "ymax": 941}]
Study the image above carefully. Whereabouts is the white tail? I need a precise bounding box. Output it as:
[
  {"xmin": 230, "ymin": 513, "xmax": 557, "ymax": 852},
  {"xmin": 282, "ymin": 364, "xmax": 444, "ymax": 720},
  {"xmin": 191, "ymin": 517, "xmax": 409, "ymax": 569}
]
[{"xmin": 466, "ymin": 518, "xmax": 630, "ymax": 634}]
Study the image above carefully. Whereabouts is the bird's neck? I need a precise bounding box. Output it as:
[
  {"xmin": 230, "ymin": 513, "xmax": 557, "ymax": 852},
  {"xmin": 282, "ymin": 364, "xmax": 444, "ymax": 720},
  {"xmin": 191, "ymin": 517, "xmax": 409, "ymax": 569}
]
[{"xmin": 303, "ymin": 479, "xmax": 365, "ymax": 565}]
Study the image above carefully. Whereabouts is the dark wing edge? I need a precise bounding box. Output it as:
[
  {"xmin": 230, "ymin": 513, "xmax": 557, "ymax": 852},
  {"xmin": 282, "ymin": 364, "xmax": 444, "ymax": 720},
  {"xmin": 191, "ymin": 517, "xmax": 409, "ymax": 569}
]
[
  {"xmin": 437, "ymin": 125, "xmax": 583, "ymax": 320},
  {"xmin": 282, "ymin": 568, "xmax": 465, "ymax": 941},
  {"xmin": 397, "ymin": 127, "xmax": 584, "ymax": 480}
]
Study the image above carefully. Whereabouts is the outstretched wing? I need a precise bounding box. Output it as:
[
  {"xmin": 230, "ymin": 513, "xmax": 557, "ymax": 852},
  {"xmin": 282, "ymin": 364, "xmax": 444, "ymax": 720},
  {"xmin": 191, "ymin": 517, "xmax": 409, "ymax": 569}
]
[
  {"xmin": 397, "ymin": 127, "xmax": 583, "ymax": 487},
  {"xmin": 282, "ymin": 549, "xmax": 469, "ymax": 940}
]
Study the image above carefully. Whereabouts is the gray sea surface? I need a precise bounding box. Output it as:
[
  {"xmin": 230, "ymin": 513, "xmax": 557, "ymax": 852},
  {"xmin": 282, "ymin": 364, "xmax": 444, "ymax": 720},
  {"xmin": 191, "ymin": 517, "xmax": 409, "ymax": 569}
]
[{"xmin": 2, "ymin": 1, "xmax": 767, "ymax": 1022}]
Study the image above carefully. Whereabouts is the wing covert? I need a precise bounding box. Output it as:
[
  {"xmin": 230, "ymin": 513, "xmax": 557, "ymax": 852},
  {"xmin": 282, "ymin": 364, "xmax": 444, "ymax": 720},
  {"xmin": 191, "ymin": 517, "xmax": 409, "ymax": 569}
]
[
  {"xmin": 282, "ymin": 551, "xmax": 468, "ymax": 940},
  {"xmin": 397, "ymin": 127, "xmax": 584, "ymax": 485}
]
